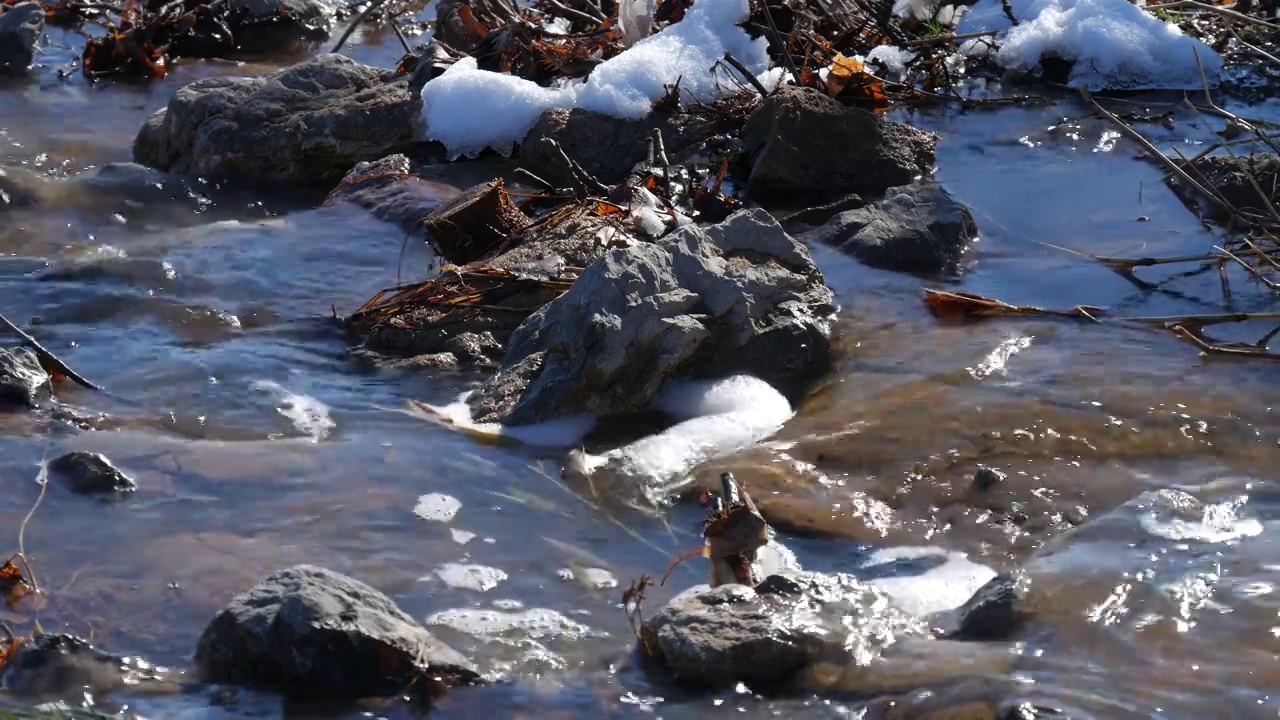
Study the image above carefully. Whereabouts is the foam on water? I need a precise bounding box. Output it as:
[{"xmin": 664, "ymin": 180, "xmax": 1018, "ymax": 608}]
[
  {"xmin": 858, "ymin": 546, "xmax": 998, "ymax": 616},
  {"xmin": 414, "ymin": 492, "xmax": 462, "ymax": 522},
  {"xmin": 430, "ymin": 563, "xmax": 509, "ymax": 592},
  {"xmin": 1138, "ymin": 494, "xmax": 1263, "ymax": 544},
  {"xmin": 425, "ymin": 607, "xmax": 594, "ymax": 640},
  {"xmin": 250, "ymin": 379, "xmax": 334, "ymax": 441}
]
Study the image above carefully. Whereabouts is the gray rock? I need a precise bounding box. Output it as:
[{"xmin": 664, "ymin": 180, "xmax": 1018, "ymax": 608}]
[
  {"xmin": 1, "ymin": 633, "xmax": 167, "ymax": 698},
  {"xmin": 49, "ymin": 451, "xmax": 138, "ymax": 495},
  {"xmin": 0, "ymin": 166, "xmax": 42, "ymax": 210},
  {"xmin": 467, "ymin": 208, "xmax": 835, "ymax": 424},
  {"xmin": 230, "ymin": 0, "xmax": 340, "ymax": 50},
  {"xmin": 972, "ymin": 465, "xmax": 1007, "ymax": 493},
  {"xmin": 325, "ymin": 154, "xmax": 462, "ymax": 234},
  {"xmin": 944, "ymin": 572, "xmax": 1034, "ymax": 641},
  {"xmin": 195, "ymin": 564, "xmax": 480, "ymax": 698},
  {"xmin": 517, "ymin": 108, "xmax": 711, "ymax": 188},
  {"xmin": 0, "ymin": 347, "xmax": 50, "ymax": 408},
  {"xmin": 798, "ymin": 182, "xmax": 978, "ymax": 274},
  {"xmin": 740, "ymin": 86, "xmax": 937, "ymax": 200},
  {"xmin": 0, "ymin": 3, "xmax": 43, "ymax": 71},
  {"xmin": 133, "ymin": 54, "xmax": 421, "ymax": 185},
  {"xmin": 640, "ymin": 572, "xmax": 925, "ymax": 688}
]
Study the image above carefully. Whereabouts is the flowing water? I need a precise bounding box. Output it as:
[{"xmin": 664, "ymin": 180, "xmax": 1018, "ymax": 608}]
[{"xmin": 0, "ymin": 13, "xmax": 1278, "ymax": 720}]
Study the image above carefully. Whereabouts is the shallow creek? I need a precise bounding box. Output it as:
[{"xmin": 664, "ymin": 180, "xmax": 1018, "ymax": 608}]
[{"xmin": 0, "ymin": 16, "xmax": 1277, "ymax": 720}]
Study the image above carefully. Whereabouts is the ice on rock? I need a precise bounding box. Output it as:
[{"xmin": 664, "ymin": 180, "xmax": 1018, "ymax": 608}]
[
  {"xmin": 955, "ymin": 0, "xmax": 1223, "ymax": 90},
  {"xmin": 419, "ymin": 0, "xmax": 778, "ymax": 158}
]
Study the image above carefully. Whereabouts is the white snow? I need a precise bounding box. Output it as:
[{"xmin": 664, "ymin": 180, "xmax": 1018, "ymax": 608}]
[
  {"xmin": 420, "ymin": 57, "xmax": 577, "ymax": 160},
  {"xmin": 420, "ymin": 0, "xmax": 778, "ymax": 159},
  {"xmin": 866, "ymin": 44, "xmax": 918, "ymax": 78},
  {"xmin": 956, "ymin": 0, "xmax": 1223, "ymax": 90}
]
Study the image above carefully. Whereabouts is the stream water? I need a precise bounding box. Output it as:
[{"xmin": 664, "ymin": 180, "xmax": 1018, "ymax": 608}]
[{"xmin": 0, "ymin": 11, "xmax": 1278, "ymax": 720}]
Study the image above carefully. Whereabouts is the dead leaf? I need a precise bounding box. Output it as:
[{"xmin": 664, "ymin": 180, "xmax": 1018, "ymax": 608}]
[{"xmin": 0, "ymin": 557, "xmax": 32, "ymax": 608}]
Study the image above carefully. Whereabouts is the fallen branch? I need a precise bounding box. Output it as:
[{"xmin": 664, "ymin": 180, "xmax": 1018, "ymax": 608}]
[
  {"xmin": 1145, "ymin": 0, "xmax": 1280, "ymax": 30},
  {"xmin": 0, "ymin": 311, "xmax": 102, "ymax": 392},
  {"xmin": 722, "ymin": 51, "xmax": 771, "ymax": 98}
]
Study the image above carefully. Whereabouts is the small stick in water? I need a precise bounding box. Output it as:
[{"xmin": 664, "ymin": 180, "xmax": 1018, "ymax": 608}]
[{"xmin": 0, "ymin": 312, "xmax": 102, "ymax": 392}]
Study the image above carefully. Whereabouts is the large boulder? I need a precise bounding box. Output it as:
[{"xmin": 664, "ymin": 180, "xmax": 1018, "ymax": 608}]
[
  {"xmin": 740, "ymin": 86, "xmax": 938, "ymax": 200},
  {"xmin": 517, "ymin": 108, "xmax": 712, "ymax": 188},
  {"xmin": 465, "ymin": 208, "xmax": 836, "ymax": 425},
  {"xmin": 640, "ymin": 573, "xmax": 925, "ymax": 689},
  {"xmin": 195, "ymin": 565, "xmax": 481, "ymax": 699},
  {"xmin": 133, "ymin": 54, "xmax": 421, "ymax": 185},
  {"xmin": 797, "ymin": 182, "xmax": 979, "ymax": 274},
  {"xmin": 0, "ymin": 3, "xmax": 42, "ymax": 71}
]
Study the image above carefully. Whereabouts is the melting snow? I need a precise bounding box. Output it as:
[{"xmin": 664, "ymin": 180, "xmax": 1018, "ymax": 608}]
[
  {"xmin": 420, "ymin": 0, "xmax": 778, "ymax": 158},
  {"xmin": 430, "ymin": 563, "xmax": 509, "ymax": 592},
  {"xmin": 956, "ymin": 0, "xmax": 1223, "ymax": 90}
]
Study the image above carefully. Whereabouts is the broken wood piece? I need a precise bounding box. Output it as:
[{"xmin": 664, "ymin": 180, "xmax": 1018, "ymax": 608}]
[
  {"xmin": 423, "ymin": 178, "xmax": 532, "ymax": 265},
  {"xmin": 0, "ymin": 311, "xmax": 102, "ymax": 392}
]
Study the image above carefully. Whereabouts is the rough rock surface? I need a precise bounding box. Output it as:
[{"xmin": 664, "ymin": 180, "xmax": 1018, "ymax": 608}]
[
  {"xmin": 517, "ymin": 108, "xmax": 712, "ymax": 188},
  {"xmin": 325, "ymin": 154, "xmax": 462, "ymax": 235},
  {"xmin": 0, "ymin": 166, "xmax": 42, "ymax": 210},
  {"xmin": 133, "ymin": 54, "xmax": 421, "ymax": 185},
  {"xmin": 797, "ymin": 183, "xmax": 978, "ymax": 274},
  {"xmin": 195, "ymin": 564, "xmax": 480, "ymax": 698},
  {"xmin": 0, "ymin": 3, "xmax": 42, "ymax": 71},
  {"xmin": 467, "ymin": 208, "xmax": 835, "ymax": 424},
  {"xmin": 49, "ymin": 451, "xmax": 138, "ymax": 495},
  {"xmin": 229, "ymin": 0, "xmax": 340, "ymax": 51},
  {"xmin": 944, "ymin": 573, "xmax": 1034, "ymax": 641},
  {"xmin": 0, "ymin": 347, "xmax": 49, "ymax": 408},
  {"xmin": 740, "ymin": 86, "xmax": 937, "ymax": 200},
  {"xmin": 0, "ymin": 634, "xmax": 165, "ymax": 697},
  {"xmin": 640, "ymin": 573, "xmax": 924, "ymax": 689}
]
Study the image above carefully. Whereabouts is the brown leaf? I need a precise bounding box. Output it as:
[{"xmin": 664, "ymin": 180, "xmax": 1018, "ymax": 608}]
[{"xmin": 0, "ymin": 557, "xmax": 32, "ymax": 608}]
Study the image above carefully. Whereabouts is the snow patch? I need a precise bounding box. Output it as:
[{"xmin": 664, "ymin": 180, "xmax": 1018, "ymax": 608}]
[
  {"xmin": 414, "ymin": 492, "xmax": 462, "ymax": 522},
  {"xmin": 956, "ymin": 0, "xmax": 1222, "ymax": 90},
  {"xmin": 420, "ymin": 0, "xmax": 776, "ymax": 159}
]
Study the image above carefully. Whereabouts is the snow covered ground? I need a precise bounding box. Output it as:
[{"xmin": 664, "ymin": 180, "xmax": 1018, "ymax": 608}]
[
  {"xmin": 955, "ymin": 0, "xmax": 1224, "ymax": 90},
  {"xmin": 420, "ymin": 0, "xmax": 781, "ymax": 159}
]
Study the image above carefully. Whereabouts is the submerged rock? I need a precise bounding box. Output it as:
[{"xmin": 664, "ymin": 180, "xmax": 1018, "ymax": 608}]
[
  {"xmin": 0, "ymin": 347, "xmax": 50, "ymax": 409},
  {"xmin": 640, "ymin": 572, "xmax": 925, "ymax": 689},
  {"xmin": 49, "ymin": 451, "xmax": 138, "ymax": 495},
  {"xmin": 229, "ymin": 0, "xmax": 340, "ymax": 52},
  {"xmin": 798, "ymin": 182, "xmax": 978, "ymax": 274},
  {"xmin": 325, "ymin": 154, "xmax": 462, "ymax": 235},
  {"xmin": 0, "ymin": 166, "xmax": 42, "ymax": 210},
  {"xmin": 740, "ymin": 86, "xmax": 937, "ymax": 200},
  {"xmin": 943, "ymin": 573, "xmax": 1034, "ymax": 641},
  {"xmin": 195, "ymin": 564, "xmax": 480, "ymax": 699},
  {"xmin": 1, "ymin": 633, "xmax": 164, "ymax": 698},
  {"xmin": 133, "ymin": 54, "xmax": 421, "ymax": 185},
  {"xmin": 466, "ymin": 208, "xmax": 835, "ymax": 424},
  {"xmin": 517, "ymin": 108, "xmax": 711, "ymax": 188},
  {"xmin": 0, "ymin": 3, "xmax": 43, "ymax": 72}
]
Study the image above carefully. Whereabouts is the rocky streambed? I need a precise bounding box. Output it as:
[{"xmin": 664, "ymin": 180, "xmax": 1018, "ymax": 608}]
[{"xmin": 0, "ymin": 0, "xmax": 1277, "ymax": 717}]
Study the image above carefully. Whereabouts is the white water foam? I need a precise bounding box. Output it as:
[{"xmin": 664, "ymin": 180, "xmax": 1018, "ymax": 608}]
[
  {"xmin": 1138, "ymin": 492, "xmax": 1263, "ymax": 544},
  {"xmin": 250, "ymin": 379, "xmax": 334, "ymax": 441},
  {"xmin": 429, "ymin": 563, "xmax": 509, "ymax": 592}
]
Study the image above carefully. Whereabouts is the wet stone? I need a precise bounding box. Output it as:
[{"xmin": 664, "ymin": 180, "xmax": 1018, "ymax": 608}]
[
  {"xmin": 797, "ymin": 182, "xmax": 979, "ymax": 275},
  {"xmin": 0, "ymin": 347, "xmax": 50, "ymax": 409},
  {"xmin": 195, "ymin": 564, "xmax": 482, "ymax": 699},
  {"xmin": 49, "ymin": 451, "xmax": 138, "ymax": 495},
  {"xmin": 229, "ymin": 0, "xmax": 341, "ymax": 52},
  {"xmin": 943, "ymin": 573, "xmax": 1034, "ymax": 642},
  {"xmin": 0, "ymin": 3, "xmax": 43, "ymax": 72},
  {"xmin": 325, "ymin": 154, "xmax": 462, "ymax": 235},
  {"xmin": 639, "ymin": 572, "xmax": 925, "ymax": 690},
  {"xmin": 133, "ymin": 54, "xmax": 421, "ymax": 185},
  {"xmin": 1170, "ymin": 153, "xmax": 1280, "ymax": 224},
  {"xmin": 740, "ymin": 85, "xmax": 938, "ymax": 201},
  {"xmin": 2, "ymin": 634, "xmax": 137, "ymax": 698},
  {"xmin": 971, "ymin": 466, "xmax": 1007, "ymax": 493},
  {"xmin": 467, "ymin": 208, "xmax": 836, "ymax": 424}
]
